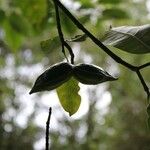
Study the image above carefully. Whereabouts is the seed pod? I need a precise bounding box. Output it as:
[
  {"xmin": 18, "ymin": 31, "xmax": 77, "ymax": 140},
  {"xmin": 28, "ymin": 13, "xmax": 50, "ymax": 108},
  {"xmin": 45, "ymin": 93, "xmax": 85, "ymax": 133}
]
[
  {"xmin": 29, "ymin": 62, "xmax": 73, "ymax": 94},
  {"xmin": 73, "ymin": 63, "xmax": 117, "ymax": 85}
]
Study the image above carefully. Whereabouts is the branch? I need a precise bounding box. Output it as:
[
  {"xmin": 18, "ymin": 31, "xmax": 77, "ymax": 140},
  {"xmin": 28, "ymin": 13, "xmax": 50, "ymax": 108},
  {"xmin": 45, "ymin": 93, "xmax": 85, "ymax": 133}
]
[
  {"xmin": 136, "ymin": 71, "xmax": 150, "ymax": 100},
  {"xmin": 53, "ymin": 0, "xmax": 74, "ymax": 64},
  {"xmin": 54, "ymin": 0, "xmax": 137, "ymax": 71},
  {"xmin": 53, "ymin": 0, "xmax": 149, "ymax": 99},
  {"xmin": 139, "ymin": 62, "xmax": 150, "ymax": 70},
  {"xmin": 46, "ymin": 107, "xmax": 52, "ymax": 150}
]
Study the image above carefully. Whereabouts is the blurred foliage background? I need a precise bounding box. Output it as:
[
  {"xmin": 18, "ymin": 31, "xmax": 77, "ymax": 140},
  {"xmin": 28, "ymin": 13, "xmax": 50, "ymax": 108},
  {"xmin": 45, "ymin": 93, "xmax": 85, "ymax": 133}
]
[{"xmin": 0, "ymin": 0, "xmax": 150, "ymax": 149}]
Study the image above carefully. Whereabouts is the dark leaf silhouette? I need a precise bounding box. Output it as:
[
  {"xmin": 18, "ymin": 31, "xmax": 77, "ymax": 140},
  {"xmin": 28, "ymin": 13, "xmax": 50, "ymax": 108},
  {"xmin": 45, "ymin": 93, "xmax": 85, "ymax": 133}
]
[{"xmin": 29, "ymin": 62, "xmax": 73, "ymax": 94}]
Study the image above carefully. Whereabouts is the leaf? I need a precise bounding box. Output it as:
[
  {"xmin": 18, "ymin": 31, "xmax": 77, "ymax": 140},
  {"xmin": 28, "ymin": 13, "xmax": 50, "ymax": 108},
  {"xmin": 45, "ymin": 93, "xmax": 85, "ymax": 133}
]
[
  {"xmin": 9, "ymin": 12, "xmax": 31, "ymax": 36},
  {"xmin": 15, "ymin": 0, "xmax": 47, "ymax": 26},
  {"xmin": 98, "ymin": 0, "xmax": 122, "ymax": 4},
  {"xmin": 102, "ymin": 8, "xmax": 129, "ymax": 19},
  {"xmin": 78, "ymin": 0, "xmax": 94, "ymax": 8},
  {"xmin": 29, "ymin": 62, "xmax": 73, "ymax": 94},
  {"xmin": 148, "ymin": 117, "xmax": 150, "ymax": 129},
  {"xmin": 40, "ymin": 36, "xmax": 61, "ymax": 54},
  {"xmin": 102, "ymin": 24, "xmax": 150, "ymax": 54},
  {"xmin": 147, "ymin": 104, "xmax": 150, "ymax": 128},
  {"xmin": 3, "ymin": 21, "xmax": 23, "ymax": 51},
  {"xmin": 60, "ymin": 10, "xmax": 77, "ymax": 35},
  {"xmin": 0, "ymin": 9, "xmax": 5, "ymax": 23},
  {"xmin": 66, "ymin": 34, "xmax": 87, "ymax": 42},
  {"xmin": 73, "ymin": 63, "xmax": 117, "ymax": 85},
  {"xmin": 57, "ymin": 78, "xmax": 81, "ymax": 116},
  {"xmin": 147, "ymin": 104, "xmax": 150, "ymax": 116}
]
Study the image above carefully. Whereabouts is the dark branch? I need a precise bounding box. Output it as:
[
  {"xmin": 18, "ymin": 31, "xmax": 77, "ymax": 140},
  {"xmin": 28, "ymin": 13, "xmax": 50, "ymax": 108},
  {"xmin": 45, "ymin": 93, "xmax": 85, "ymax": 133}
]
[
  {"xmin": 46, "ymin": 107, "xmax": 52, "ymax": 150},
  {"xmin": 53, "ymin": 0, "xmax": 149, "ymax": 98},
  {"xmin": 139, "ymin": 62, "xmax": 150, "ymax": 70},
  {"xmin": 53, "ymin": 0, "xmax": 67, "ymax": 60},
  {"xmin": 53, "ymin": 0, "xmax": 74, "ymax": 64},
  {"xmin": 64, "ymin": 42, "xmax": 74, "ymax": 64},
  {"xmin": 54, "ymin": 0, "xmax": 137, "ymax": 71},
  {"xmin": 136, "ymin": 71, "xmax": 150, "ymax": 100}
]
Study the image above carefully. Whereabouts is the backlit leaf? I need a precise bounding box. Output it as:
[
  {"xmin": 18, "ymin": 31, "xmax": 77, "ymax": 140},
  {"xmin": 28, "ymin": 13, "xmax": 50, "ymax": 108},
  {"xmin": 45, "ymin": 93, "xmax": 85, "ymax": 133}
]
[
  {"xmin": 66, "ymin": 34, "xmax": 87, "ymax": 42},
  {"xmin": 57, "ymin": 78, "xmax": 81, "ymax": 116},
  {"xmin": 102, "ymin": 8, "xmax": 129, "ymax": 19},
  {"xmin": 40, "ymin": 36, "xmax": 61, "ymax": 53}
]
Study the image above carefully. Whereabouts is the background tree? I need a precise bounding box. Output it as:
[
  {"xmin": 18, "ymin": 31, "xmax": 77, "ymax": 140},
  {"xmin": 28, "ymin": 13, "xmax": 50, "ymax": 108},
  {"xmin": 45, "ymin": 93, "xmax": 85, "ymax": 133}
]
[{"xmin": 0, "ymin": 0, "xmax": 149, "ymax": 149}]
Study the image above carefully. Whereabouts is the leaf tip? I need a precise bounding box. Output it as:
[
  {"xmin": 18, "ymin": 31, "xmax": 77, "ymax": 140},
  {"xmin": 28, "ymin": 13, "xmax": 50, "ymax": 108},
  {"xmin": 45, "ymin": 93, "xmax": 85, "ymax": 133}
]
[
  {"xmin": 68, "ymin": 112, "xmax": 74, "ymax": 116},
  {"xmin": 29, "ymin": 89, "xmax": 34, "ymax": 95},
  {"xmin": 107, "ymin": 74, "xmax": 118, "ymax": 82}
]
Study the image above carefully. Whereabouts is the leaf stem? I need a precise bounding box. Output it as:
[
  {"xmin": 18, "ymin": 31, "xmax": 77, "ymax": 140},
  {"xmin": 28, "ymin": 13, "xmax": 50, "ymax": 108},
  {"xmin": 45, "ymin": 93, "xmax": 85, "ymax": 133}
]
[
  {"xmin": 54, "ymin": 0, "xmax": 137, "ymax": 71},
  {"xmin": 136, "ymin": 71, "xmax": 150, "ymax": 100},
  {"xmin": 53, "ymin": 0, "xmax": 74, "ymax": 64},
  {"xmin": 54, "ymin": 0, "xmax": 149, "ymax": 99},
  {"xmin": 138, "ymin": 62, "xmax": 150, "ymax": 70},
  {"xmin": 46, "ymin": 107, "xmax": 52, "ymax": 150}
]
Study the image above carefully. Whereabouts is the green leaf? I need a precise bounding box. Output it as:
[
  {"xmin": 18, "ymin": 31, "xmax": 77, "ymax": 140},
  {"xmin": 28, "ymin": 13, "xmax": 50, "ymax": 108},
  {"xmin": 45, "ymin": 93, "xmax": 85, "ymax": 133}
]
[
  {"xmin": 40, "ymin": 36, "xmax": 61, "ymax": 54},
  {"xmin": 146, "ymin": 104, "xmax": 150, "ymax": 129},
  {"xmin": 60, "ymin": 10, "xmax": 77, "ymax": 35},
  {"xmin": 147, "ymin": 104, "xmax": 150, "ymax": 116},
  {"xmin": 0, "ymin": 9, "xmax": 5, "ymax": 23},
  {"xmin": 102, "ymin": 24, "xmax": 150, "ymax": 54},
  {"xmin": 14, "ymin": 0, "xmax": 47, "ymax": 26},
  {"xmin": 98, "ymin": 0, "xmax": 122, "ymax": 4},
  {"xmin": 57, "ymin": 78, "xmax": 81, "ymax": 116},
  {"xmin": 78, "ymin": 0, "xmax": 94, "ymax": 8},
  {"xmin": 148, "ymin": 117, "xmax": 150, "ymax": 129},
  {"xmin": 66, "ymin": 34, "xmax": 87, "ymax": 42},
  {"xmin": 3, "ymin": 21, "xmax": 23, "ymax": 52},
  {"xmin": 9, "ymin": 12, "xmax": 31, "ymax": 36},
  {"xmin": 102, "ymin": 8, "xmax": 129, "ymax": 19}
]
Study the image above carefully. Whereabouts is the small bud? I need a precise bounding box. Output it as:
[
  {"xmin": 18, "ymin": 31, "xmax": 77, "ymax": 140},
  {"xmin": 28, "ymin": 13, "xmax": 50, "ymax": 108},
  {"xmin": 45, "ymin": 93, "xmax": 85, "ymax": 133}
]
[
  {"xmin": 29, "ymin": 62, "xmax": 73, "ymax": 94},
  {"xmin": 73, "ymin": 63, "xmax": 117, "ymax": 85}
]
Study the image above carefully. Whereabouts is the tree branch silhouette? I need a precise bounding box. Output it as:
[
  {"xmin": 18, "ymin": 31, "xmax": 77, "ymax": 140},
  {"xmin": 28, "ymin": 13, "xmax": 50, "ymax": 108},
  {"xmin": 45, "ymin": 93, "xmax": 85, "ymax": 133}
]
[
  {"xmin": 53, "ymin": 0, "xmax": 149, "ymax": 99},
  {"xmin": 53, "ymin": 0, "xmax": 74, "ymax": 64},
  {"xmin": 46, "ymin": 107, "xmax": 52, "ymax": 150}
]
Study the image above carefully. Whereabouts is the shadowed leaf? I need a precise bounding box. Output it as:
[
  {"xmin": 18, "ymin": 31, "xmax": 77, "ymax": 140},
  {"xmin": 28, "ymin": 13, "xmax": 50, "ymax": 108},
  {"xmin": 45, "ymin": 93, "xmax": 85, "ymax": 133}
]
[
  {"xmin": 29, "ymin": 62, "xmax": 73, "ymax": 94},
  {"xmin": 73, "ymin": 64, "xmax": 117, "ymax": 85},
  {"xmin": 102, "ymin": 24, "xmax": 150, "ymax": 54}
]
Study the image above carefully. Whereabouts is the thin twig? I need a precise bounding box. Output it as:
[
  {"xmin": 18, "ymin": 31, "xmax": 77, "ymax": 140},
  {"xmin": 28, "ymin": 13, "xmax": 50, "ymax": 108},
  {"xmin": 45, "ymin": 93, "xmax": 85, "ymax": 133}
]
[
  {"xmin": 54, "ymin": 0, "xmax": 149, "ymax": 99},
  {"xmin": 54, "ymin": 0, "xmax": 137, "ymax": 71},
  {"xmin": 53, "ymin": 0, "xmax": 74, "ymax": 64},
  {"xmin": 46, "ymin": 107, "xmax": 52, "ymax": 150},
  {"xmin": 136, "ymin": 71, "xmax": 150, "ymax": 100},
  {"xmin": 139, "ymin": 62, "xmax": 150, "ymax": 70},
  {"xmin": 53, "ymin": 0, "xmax": 67, "ymax": 61},
  {"xmin": 64, "ymin": 42, "xmax": 74, "ymax": 64}
]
